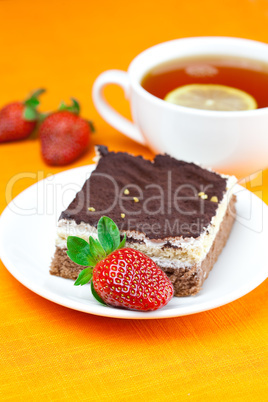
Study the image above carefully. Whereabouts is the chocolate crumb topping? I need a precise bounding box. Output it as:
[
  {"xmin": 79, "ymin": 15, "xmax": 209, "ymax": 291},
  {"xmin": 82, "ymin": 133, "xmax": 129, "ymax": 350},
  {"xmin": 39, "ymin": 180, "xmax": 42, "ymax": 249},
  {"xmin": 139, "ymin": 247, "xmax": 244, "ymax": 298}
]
[{"xmin": 60, "ymin": 146, "xmax": 227, "ymax": 239}]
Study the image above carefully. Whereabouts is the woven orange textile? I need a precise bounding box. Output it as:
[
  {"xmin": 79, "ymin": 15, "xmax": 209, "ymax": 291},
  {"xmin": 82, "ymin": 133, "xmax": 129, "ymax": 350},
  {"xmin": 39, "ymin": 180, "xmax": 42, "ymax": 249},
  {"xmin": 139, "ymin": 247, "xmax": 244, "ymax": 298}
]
[{"xmin": 0, "ymin": 0, "xmax": 267, "ymax": 400}]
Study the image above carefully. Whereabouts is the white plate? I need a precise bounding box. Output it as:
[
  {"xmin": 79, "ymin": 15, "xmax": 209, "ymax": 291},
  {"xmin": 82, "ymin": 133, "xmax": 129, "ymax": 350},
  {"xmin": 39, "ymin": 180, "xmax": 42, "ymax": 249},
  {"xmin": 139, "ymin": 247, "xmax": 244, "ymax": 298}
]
[{"xmin": 0, "ymin": 165, "xmax": 267, "ymax": 319}]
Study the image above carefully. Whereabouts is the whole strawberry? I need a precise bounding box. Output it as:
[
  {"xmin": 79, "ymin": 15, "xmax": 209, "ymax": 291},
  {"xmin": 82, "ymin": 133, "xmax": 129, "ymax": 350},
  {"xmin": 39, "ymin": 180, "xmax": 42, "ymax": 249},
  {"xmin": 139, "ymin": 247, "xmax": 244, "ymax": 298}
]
[
  {"xmin": 40, "ymin": 98, "xmax": 94, "ymax": 166},
  {"xmin": 0, "ymin": 89, "xmax": 45, "ymax": 143},
  {"xmin": 67, "ymin": 217, "xmax": 174, "ymax": 311}
]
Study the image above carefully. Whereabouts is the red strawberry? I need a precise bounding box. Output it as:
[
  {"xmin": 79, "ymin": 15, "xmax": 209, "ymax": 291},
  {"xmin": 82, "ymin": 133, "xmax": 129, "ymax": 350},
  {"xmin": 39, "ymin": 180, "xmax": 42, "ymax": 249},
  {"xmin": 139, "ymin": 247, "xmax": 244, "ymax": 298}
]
[
  {"xmin": 0, "ymin": 89, "xmax": 45, "ymax": 143},
  {"xmin": 93, "ymin": 248, "xmax": 173, "ymax": 311},
  {"xmin": 66, "ymin": 216, "xmax": 174, "ymax": 311},
  {"xmin": 39, "ymin": 98, "xmax": 94, "ymax": 166}
]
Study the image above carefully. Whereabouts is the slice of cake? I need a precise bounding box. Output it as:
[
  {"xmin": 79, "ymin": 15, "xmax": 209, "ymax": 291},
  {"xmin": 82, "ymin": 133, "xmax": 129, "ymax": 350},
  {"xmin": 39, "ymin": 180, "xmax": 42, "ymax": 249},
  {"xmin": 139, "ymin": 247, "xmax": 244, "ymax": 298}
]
[{"xmin": 50, "ymin": 146, "xmax": 236, "ymax": 296}]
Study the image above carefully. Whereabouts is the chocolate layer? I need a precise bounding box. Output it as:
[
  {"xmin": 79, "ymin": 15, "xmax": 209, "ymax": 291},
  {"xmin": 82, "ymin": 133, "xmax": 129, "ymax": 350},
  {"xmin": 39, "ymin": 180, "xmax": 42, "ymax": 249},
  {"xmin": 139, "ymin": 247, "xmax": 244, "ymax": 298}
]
[{"xmin": 60, "ymin": 146, "xmax": 227, "ymax": 239}]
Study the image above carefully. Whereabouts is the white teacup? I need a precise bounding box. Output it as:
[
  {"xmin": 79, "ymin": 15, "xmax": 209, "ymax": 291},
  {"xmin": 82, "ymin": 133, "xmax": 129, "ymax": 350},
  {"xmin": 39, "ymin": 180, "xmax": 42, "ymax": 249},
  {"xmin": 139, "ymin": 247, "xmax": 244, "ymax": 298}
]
[{"xmin": 92, "ymin": 37, "xmax": 268, "ymax": 177}]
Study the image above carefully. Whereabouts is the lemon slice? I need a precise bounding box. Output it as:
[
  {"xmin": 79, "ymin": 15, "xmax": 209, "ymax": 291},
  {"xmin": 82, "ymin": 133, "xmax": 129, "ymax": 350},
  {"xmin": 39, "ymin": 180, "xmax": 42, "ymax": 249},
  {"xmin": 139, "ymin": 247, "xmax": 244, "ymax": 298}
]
[{"xmin": 164, "ymin": 84, "xmax": 257, "ymax": 111}]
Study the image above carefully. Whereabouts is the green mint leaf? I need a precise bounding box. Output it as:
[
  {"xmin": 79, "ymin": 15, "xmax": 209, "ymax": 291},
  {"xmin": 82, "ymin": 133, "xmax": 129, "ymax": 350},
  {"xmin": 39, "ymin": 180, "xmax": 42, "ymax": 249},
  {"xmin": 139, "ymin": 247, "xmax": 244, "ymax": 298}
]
[
  {"xmin": 23, "ymin": 106, "xmax": 37, "ymax": 121},
  {"xmin": 91, "ymin": 281, "xmax": 107, "ymax": 305},
  {"xmin": 97, "ymin": 216, "xmax": 120, "ymax": 254},
  {"xmin": 89, "ymin": 237, "xmax": 106, "ymax": 261},
  {"xmin": 74, "ymin": 267, "xmax": 93, "ymax": 286},
  {"xmin": 67, "ymin": 236, "xmax": 96, "ymax": 266},
  {"xmin": 118, "ymin": 234, "xmax": 126, "ymax": 250}
]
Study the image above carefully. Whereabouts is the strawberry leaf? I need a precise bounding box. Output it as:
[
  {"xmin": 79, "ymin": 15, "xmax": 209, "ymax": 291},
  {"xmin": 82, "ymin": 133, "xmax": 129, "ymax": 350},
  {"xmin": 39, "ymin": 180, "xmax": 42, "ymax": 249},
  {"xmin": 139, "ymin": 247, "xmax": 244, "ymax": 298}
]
[
  {"xmin": 88, "ymin": 237, "xmax": 106, "ymax": 261},
  {"xmin": 118, "ymin": 234, "xmax": 126, "ymax": 250},
  {"xmin": 23, "ymin": 88, "xmax": 45, "ymax": 110},
  {"xmin": 91, "ymin": 281, "xmax": 107, "ymax": 305},
  {"xmin": 24, "ymin": 98, "xmax": 40, "ymax": 108},
  {"xmin": 97, "ymin": 216, "xmax": 120, "ymax": 254},
  {"xmin": 74, "ymin": 267, "xmax": 93, "ymax": 286},
  {"xmin": 23, "ymin": 88, "xmax": 45, "ymax": 121},
  {"xmin": 38, "ymin": 112, "xmax": 49, "ymax": 122},
  {"xmin": 67, "ymin": 236, "xmax": 96, "ymax": 266},
  {"xmin": 67, "ymin": 218, "xmax": 127, "ymax": 291},
  {"xmin": 58, "ymin": 101, "xmax": 67, "ymax": 111},
  {"xmin": 58, "ymin": 98, "xmax": 80, "ymax": 115},
  {"xmin": 88, "ymin": 120, "xmax": 95, "ymax": 133},
  {"xmin": 70, "ymin": 98, "xmax": 80, "ymax": 114},
  {"xmin": 23, "ymin": 106, "xmax": 37, "ymax": 121}
]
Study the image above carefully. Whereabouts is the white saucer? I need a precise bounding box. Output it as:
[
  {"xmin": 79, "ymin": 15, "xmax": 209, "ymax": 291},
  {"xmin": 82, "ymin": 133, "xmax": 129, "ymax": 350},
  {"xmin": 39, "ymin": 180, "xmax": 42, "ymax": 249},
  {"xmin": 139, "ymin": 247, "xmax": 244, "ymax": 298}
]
[{"xmin": 0, "ymin": 165, "xmax": 267, "ymax": 319}]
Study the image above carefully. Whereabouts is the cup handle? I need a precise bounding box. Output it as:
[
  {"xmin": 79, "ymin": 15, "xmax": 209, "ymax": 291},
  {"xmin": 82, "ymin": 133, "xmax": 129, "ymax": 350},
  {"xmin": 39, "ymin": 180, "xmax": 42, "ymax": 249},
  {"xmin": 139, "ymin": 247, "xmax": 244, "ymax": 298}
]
[{"xmin": 92, "ymin": 70, "xmax": 146, "ymax": 145}]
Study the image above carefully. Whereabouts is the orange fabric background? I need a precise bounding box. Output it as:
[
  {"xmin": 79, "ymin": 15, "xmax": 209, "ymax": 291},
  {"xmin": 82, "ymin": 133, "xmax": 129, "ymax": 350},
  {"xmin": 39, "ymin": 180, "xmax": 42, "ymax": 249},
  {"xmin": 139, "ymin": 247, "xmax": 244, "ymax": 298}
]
[{"xmin": 0, "ymin": 0, "xmax": 267, "ymax": 400}]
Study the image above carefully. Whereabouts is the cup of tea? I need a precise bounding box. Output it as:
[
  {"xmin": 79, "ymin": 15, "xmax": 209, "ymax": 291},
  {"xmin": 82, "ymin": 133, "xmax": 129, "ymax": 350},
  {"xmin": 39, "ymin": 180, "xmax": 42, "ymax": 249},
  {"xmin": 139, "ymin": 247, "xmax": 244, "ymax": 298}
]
[{"xmin": 92, "ymin": 37, "xmax": 268, "ymax": 177}]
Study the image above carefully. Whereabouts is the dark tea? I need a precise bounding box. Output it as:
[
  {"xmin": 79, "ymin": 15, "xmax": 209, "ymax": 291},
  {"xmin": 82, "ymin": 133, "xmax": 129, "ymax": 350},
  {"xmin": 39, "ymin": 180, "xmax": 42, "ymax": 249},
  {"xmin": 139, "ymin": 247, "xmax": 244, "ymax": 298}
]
[{"xmin": 141, "ymin": 55, "xmax": 268, "ymax": 109}]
